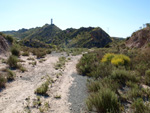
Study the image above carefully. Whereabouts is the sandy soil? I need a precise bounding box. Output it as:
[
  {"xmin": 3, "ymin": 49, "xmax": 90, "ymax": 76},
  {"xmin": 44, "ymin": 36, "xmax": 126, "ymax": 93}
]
[{"xmin": 0, "ymin": 52, "xmax": 88, "ymax": 113}]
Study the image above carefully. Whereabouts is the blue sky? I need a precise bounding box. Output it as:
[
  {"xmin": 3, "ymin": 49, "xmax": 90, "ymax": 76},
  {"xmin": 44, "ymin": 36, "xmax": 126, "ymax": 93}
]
[{"xmin": 0, "ymin": 0, "xmax": 150, "ymax": 38}]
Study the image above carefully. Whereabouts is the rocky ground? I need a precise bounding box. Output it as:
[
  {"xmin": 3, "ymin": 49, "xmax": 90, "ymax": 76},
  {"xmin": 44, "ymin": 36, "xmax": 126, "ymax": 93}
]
[{"xmin": 0, "ymin": 52, "xmax": 88, "ymax": 113}]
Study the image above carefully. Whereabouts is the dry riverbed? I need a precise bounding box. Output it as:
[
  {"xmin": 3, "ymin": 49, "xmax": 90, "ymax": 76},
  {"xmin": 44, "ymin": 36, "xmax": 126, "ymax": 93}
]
[{"xmin": 0, "ymin": 52, "xmax": 88, "ymax": 113}]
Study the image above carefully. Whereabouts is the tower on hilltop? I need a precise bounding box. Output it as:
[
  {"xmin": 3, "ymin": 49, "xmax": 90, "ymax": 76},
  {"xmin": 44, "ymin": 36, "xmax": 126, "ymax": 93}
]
[{"xmin": 51, "ymin": 18, "xmax": 53, "ymax": 25}]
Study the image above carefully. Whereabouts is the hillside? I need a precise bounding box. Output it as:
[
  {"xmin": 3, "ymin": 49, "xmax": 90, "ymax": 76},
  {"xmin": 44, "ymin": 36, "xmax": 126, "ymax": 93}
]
[
  {"xmin": 3, "ymin": 25, "xmax": 112, "ymax": 48},
  {"xmin": 126, "ymin": 26, "xmax": 150, "ymax": 48},
  {"xmin": 67, "ymin": 27, "xmax": 111, "ymax": 48},
  {"xmin": 0, "ymin": 33, "xmax": 9, "ymax": 54}
]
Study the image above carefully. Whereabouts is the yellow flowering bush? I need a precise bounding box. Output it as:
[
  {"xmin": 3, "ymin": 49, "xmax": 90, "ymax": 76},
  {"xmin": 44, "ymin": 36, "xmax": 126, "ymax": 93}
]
[
  {"xmin": 101, "ymin": 53, "xmax": 115, "ymax": 63},
  {"xmin": 102, "ymin": 53, "xmax": 130, "ymax": 66},
  {"xmin": 111, "ymin": 58, "xmax": 124, "ymax": 66}
]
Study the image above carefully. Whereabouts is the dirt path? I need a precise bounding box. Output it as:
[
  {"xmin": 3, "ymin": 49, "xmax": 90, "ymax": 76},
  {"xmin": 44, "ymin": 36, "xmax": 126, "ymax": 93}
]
[
  {"xmin": 48, "ymin": 55, "xmax": 88, "ymax": 113},
  {"xmin": 0, "ymin": 52, "xmax": 88, "ymax": 113}
]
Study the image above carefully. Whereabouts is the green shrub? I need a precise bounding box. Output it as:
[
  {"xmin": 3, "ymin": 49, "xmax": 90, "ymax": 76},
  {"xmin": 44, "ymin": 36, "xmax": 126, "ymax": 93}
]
[
  {"xmin": 86, "ymin": 88, "xmax": 120, "ymax": 113},
  {"xmin": 126, "ymin": 81, "xmax": 138, "ymax": 88},
  {"xmin": 11, "ymin": 47, "xmax": 20, "ymax": 56},
  {"xmin": 5, "ymin": 35, "xmax": 14, "ymax": 43},
  {"xmin": 76, "ymin": 53, "xmax": 98, "ymax": 76},
  {"xmin": 136, "ymin": 63, "xmax": 147, "ymax": 76},
  {"xmin": 11, "ymin": 44, "xmax": 20, "ymax": 57},
  {"xmin": 35, "ymin": 81, "xmax": 49, "ymax": 95},
  {"xmin": 88, "ymin": 63, "xmax": 113, "ymax": 78},
  {"xmin": 127, "ymin": 86, "xmax": 143, "ymax": 100},
  {"xmin": 131, "ymin": 98, "xmax": 150, "ymax": 113},
  {"xmin": 130, "ymin": 50, "xmax": 150, "ymax": 75},
  {"xmin": 87, "ymin": 80, "xmax": 101, "ymax": 92},
  {"xmin": 6, "ymin": 69, "xmax": 16, "ymax": 81},
  {"xmin": 110, "ymin": 69, "xmax": 139, "ymax": 86},
  {"xmin": 0, "ymin": 75, "xmax": 7, "ymax": 88},
  {"xmin": 145, "ymin": 69, "xmax": 150, "ymax": 85},
  {"xmin": 87, "ymin": 77, "xmax": 119, "ymax": 93},
  {"xmin": 7, "ymin": 55, "xmax": 18, "ymax": 68}
]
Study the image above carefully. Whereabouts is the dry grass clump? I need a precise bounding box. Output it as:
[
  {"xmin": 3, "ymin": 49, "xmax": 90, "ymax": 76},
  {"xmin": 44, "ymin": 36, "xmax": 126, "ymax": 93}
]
[
  {"xmin": 0, "ymin": 74, "xmax": 7, "ymax": 88},
  {"xmin": 35, "ymin": 81, "xmax": 49, "ymax": 95}
]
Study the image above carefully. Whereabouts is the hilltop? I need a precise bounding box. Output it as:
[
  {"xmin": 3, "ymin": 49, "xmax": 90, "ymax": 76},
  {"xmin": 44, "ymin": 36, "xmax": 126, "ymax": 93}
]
[{"xmin": 3, "ymin": 24, "xmax": 112, "ymax": 48}]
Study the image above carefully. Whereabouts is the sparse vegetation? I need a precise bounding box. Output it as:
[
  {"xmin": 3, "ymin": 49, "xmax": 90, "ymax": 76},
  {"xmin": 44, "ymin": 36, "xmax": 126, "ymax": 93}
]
[
  {"xmin": 1, "ymin": 22, "xmax": 150, "ymax": 113},
  {"xmin": 55, "ymin": 56, "xmax": 67, "ymax": 70}
]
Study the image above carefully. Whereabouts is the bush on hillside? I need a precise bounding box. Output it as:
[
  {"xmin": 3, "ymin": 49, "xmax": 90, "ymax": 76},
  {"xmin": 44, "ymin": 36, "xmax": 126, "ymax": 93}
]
[{"xmin": 5, "ymin": 35, "xmax": 14, "ymax": 43}]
